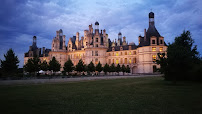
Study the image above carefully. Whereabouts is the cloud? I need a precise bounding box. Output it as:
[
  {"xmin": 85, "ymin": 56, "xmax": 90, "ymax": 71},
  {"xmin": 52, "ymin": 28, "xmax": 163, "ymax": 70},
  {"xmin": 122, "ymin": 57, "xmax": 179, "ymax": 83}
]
[{"xmin": 0, "ymin": 0, "xmax": 202, "ymax": 67}]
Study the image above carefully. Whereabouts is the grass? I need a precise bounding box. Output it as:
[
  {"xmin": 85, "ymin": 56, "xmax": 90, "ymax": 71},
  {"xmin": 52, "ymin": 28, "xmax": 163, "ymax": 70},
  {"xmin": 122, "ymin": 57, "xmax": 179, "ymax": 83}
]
[{"xmin": 0, "ymin": 76, "xmax": 202, "ymax": 113}]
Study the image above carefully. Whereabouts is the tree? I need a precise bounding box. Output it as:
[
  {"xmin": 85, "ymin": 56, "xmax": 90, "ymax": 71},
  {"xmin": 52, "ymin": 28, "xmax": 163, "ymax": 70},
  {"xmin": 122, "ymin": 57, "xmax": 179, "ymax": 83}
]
[
  {"xmin": 156, "ymin": 30, "xmax": 200, "ymax": 82},
  {"xmin": 110, "ymin": 63, "xmax": 115, "ymax": 75},
  {"xmin": 103, "ymin": 63, "xmax": 109, "ymax": 75},
  {"xmin": 156, "ymin": 53, "xmax": 167, "ymax": 74},
  {"xmin": 121, "ymin": 64, "xmax": 126, "ymax": 75},
  {"xmin": 126, "ymin": 65, "xmax": 130, "ymax": 73},
  {"xmin": 63, "ymin": 59, "xmax": 74, "ymax": 75},
  {"xmin": 24, "ymin": 57, "xmax": 41, "ymax": 76},
  {"xmin": 49, "ymin": 57, "xmax": 61, "ymax": 74},
  {"xmin": 96, "ymin": 61, "xmax": 102, "ymax": 75},
  {"xmin": 1, "ymin": 49, "xmax": 19, "ymax": 76},
  {"xmin": 88, "ymin": 61, "xmax": 95, "ymax": 73},
  {"xmin": 75, "ymin": 59, "xmax": 84, "ymax": 73},
  {"xmin": 40, "ymin": 60, "xmax": 48, "ymax": 71},
  {"xmin": 116, "ymin": 64, "xmax": 121, "ymax": 75}
]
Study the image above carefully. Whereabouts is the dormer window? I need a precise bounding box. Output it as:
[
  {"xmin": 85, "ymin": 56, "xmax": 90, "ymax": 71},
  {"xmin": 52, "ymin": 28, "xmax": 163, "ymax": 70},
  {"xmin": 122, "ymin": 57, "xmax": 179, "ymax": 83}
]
[
  {"xmin": 159, "ymin": 37, "xmax": 164, "ymax": 45},
  {"xmin": 150, "ymin": 36, "xmax": 157, "ymax": 46},
  {"xmin": 112, "ymin": 47, "xmax": 115, "ymax": 51},
  {"xmin": 152, "ymin": 40, "xmax": 155, "ymax": 44},
  {"xmin": 120, "ymin": 46, "xmax": 123, "ymax": 50},
  {"xmin": 160, "ymin": 40, "xmax": 163, "ymax": 44}
]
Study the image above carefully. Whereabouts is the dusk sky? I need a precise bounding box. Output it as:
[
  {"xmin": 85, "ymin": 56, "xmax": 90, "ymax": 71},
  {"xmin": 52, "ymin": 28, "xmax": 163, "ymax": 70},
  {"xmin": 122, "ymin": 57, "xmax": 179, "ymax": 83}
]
[{"xmin": 0, "ymin": 0, "xmax": 202, "ymax": 68}]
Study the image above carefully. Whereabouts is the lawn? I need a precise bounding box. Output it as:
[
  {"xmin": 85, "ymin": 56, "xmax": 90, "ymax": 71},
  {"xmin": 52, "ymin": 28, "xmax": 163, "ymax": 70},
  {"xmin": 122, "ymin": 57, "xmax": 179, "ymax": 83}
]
[{"xmin": 0, "ymin": 76, "xmax": 202, "ymax": 113}]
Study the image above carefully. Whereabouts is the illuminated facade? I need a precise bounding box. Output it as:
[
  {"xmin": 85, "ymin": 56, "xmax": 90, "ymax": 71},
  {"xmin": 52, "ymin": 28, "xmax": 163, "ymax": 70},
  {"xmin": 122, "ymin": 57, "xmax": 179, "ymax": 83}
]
[{"xmin": 24, "ymin": 12, "xmax": 167, "ymax": 73}]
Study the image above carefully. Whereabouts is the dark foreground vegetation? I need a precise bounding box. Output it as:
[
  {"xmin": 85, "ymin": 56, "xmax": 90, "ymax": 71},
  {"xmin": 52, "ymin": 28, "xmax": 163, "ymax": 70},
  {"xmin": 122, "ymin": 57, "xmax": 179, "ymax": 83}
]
[{"xmin": 0, "ymin": 76, "xmax": 202, "ymax": 113}]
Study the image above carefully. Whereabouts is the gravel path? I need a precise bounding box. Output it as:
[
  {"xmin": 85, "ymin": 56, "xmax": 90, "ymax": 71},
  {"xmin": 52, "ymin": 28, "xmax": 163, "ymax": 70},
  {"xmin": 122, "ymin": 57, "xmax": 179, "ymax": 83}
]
[{"xmin": 0, "ymin": 74, "xmax": 162, "ymax": 85}]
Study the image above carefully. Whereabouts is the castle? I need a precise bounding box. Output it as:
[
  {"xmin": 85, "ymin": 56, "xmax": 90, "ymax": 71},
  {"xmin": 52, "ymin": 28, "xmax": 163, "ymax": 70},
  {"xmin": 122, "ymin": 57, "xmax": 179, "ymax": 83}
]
[{"xmin": 24, "ymin": 12, "xmax": 167, "ymax": 74}]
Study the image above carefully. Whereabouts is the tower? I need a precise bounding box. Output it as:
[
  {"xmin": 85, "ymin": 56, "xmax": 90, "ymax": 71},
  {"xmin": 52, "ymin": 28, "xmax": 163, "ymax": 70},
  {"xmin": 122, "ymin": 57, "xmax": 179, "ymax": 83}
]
[
  {"xmin": 149, "ymin": 12, "xmax": 154, "ymax": 26},
  {"xmin": 118, "ymin": 32, "xmax": 122, "ymax": 46},
  {"xmin": 59, "ymin": 29, "xmax": 63, "ymax": 49},
  {"xmin": 76, "ymin": 32, "xmax": 79, "ymax": 49}
]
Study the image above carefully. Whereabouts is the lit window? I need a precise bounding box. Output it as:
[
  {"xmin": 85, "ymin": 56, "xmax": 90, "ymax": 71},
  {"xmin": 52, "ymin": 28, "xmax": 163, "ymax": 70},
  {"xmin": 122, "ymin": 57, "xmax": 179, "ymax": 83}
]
[
  {"xmin": 153, "ymin": 55, "xmax": 156, "ymax": 61},
  {"xmin": 160, "ymin": 54, "xmax": 163, "ymax": 58},
  {"xmin": 125, "ymin": 58, "xmax": 127, "ymax": 64},
  {"xmin": 113, "ymin": 59, "xmax": 114, "ymax": 63},
  {"xmin": 133, "ymin": 58, "xmax": 136, "ymax": 64},
  {"xmin": 133, "ymin": 51, "xmax": 136, "ymax": 55},
  {"xmin": 129, "ymin": 58, "xmax": 131, "ymax": 64},
  {"xmin": 116, "ymin": 52, "xmax": 119, "ymax": 56},
  {"xmin": 116, "ymin": 59, "xmax": 119, "ymax": 64},
  {"xmin": 113, "ymin": 53, "xmax": 114, "ymax": 56},
  {"xmin": 160, "ymin": 47, "xmax": 163, "ymax": 52},
  {"xmin": 125, "ymin": 52, "xmax": 127, "ymax": 55},
  {"xmin": 95, "ymin": 58, "xmax": 98, "ymax": 65},
  {"xmin": 152, "ymin": 47, "xmax": 156, "ymax": 52},
  {"xmin": 129, "ymin": 52, "xmax": 131, "ymax": 55}
]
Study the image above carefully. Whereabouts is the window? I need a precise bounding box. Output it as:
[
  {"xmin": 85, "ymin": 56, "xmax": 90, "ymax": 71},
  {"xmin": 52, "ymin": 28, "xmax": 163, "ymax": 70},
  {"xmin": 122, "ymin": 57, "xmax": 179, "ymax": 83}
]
[
  {"xmin": 92, "ymin": 51, "xmax": 94, "ymax": 56},
  {"xmin": 129, "ymin": 58, "xmax": 131, "ymax": 64},
  {"xmin": 86, "ymin": 42, "xmax": 88, "ymax": 45},
  {"xmin": 95, "ymin": 51, "xmax": 98, "ymax": 56},
  {"xmin": 96, "ymin": 38, "xmax": 98, "ymax": 42},
  {"xmin": 152, "ymin": 47, "xmax": 156, "ymax": 52},
  {"xmin": 95, "ymin": 58, "xmax": 98, "ymax": 65},
  {"xmin": 121, "ymin": 58, "xmax": 123, "ymax": 64},
  {"xmin": 121, "ymin": 52, "xmax": 122, "ymax": 55},
  {"xmin": 124, "ymin": 58, "xmax": 127, "ymax": 64},
  {"xmin": 152, "ymin": 55, "xmax": 156, "ymax": 61},
  {"xmin": 109, "ymin": 59, "xmax": 111, "ymax": 64},
  {"xmin": 109, "ymin": 53, "xmax": 111, "ymax": 56},
  {"xmin": 133, "ymin": 51, "xmax": 136, "ymax": 55},
  {"xmin": 152, "ymin": 40, "xmax": 155, "ymax": 44},
  {"xmin": 113, "ymin": 59, "xmax": 114, "ymax": 63},
  {"xmin": 133, "ymin": 58, "xmax": 136, "ymax": 64},
  {"xmin": 116, "ymin": 52, "xmax": 119, "ymax": 56},
  {"xmin": 125, "ymin": 52, "xmax": 127, "ymax": 55},
  {"xmin": 160, "ymin": 47, "xmax": 163, "ymax": 52},
  {"xmin": 113, "ymin": 53, "xmax": 114, "ymax": 56},
  {"xmin": 96, "ymin": 44, "xmax": 98, "ymax": 47},
  {"xmin": 160, "ymin": 40, "xmax": 163, "ymax": 44},
  {"xmin": 69, "ymin": 44, "xmax": 71, "ymax": 48},
  {"xmin": 116, "ymin": 59, "xmax": 119, "ymax": 64},
  {"xmin": 129, "ymin": 52, "xmax": 131, "ymax": 55}
]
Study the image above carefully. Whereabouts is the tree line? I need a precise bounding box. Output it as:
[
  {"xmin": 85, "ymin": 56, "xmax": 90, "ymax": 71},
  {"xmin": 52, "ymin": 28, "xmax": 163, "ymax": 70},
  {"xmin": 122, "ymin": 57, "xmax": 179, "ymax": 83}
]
[{"xmin": 23, "ymin": 57, "xmax": 131, "ymax": 76}]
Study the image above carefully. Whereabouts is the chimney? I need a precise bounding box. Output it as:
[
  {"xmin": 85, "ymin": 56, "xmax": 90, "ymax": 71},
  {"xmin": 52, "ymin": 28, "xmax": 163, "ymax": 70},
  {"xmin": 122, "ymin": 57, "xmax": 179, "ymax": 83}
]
[{"xmin": 144, "ymin": 29, "xmax": 146, "ymax": 41}]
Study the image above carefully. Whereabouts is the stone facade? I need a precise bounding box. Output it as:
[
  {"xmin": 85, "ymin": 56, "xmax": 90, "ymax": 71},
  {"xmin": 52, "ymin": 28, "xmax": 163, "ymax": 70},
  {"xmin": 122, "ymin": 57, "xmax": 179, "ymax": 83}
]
[{"xmin": 24, "ymin": 12, "xmax": 167, "ymax": 74}]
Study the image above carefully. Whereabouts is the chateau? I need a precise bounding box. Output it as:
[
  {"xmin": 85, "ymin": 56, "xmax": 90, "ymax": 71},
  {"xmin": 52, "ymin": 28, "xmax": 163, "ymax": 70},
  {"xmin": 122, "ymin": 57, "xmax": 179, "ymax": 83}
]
[{"xmin": 24, "ymin": 12, "xmax": 167, "ymax": 74}]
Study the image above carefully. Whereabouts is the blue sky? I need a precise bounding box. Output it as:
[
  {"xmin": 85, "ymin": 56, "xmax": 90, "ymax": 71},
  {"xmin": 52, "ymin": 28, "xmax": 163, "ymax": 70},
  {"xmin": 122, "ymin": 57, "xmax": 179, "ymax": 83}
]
[{"xmin": 0, "ymin": 0, "xmax": 202, "ymax": 68}]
